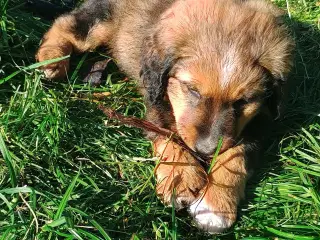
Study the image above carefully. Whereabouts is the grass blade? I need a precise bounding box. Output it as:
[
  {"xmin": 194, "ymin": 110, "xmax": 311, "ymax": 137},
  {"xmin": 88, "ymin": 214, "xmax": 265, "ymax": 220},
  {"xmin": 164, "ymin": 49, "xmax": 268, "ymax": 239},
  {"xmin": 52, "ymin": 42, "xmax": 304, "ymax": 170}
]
[
  {"xmin": 207, "ymin": 137, "xmax": 223, "ymax": 173},
  {"xmin": 0, "ymin": 130, "xmax": 17, "ymax": 187},
  {"xmin": 54, "ymin": 172, "xmax": 80, "ymax": 220},
  {"xmin": 265, "ymin": 227, "xmax": 317, "ymax": 240}
]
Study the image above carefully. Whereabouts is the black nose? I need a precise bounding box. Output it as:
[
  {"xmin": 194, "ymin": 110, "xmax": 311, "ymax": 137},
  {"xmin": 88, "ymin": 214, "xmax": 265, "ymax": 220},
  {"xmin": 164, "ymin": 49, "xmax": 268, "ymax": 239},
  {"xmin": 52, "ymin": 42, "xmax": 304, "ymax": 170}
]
[{"xmin": 195, "ymin": 138, "xmax": 217, "ymax": 157}]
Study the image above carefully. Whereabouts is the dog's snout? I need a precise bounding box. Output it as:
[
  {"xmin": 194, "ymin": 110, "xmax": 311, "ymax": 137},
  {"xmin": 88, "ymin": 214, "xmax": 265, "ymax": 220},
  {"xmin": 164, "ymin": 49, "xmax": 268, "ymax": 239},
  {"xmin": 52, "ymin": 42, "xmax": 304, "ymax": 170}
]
[
  {"xmin": 195, "ymin": 137, "xmax": 217, "ymax": 157},
  {"xmin": 195, "ymin": 117, "xmax": 224, "ymax": 157}
]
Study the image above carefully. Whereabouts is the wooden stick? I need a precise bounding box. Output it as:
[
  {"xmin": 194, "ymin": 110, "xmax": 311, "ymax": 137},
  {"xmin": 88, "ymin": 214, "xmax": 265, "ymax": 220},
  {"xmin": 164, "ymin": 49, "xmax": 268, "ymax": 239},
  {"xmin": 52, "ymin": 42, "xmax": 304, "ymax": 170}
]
[{"xmin": 98, "ymin": 105, "xmax": 209, "ymax": 164}]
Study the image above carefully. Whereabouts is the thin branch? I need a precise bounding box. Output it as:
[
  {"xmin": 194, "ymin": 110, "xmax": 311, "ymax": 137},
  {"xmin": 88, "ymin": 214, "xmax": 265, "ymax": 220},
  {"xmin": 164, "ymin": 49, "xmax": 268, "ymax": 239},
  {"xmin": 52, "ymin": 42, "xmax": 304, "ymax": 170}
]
[{"xmin": 98, "ymin": 105, "xmax": 209, "ymax": 164}]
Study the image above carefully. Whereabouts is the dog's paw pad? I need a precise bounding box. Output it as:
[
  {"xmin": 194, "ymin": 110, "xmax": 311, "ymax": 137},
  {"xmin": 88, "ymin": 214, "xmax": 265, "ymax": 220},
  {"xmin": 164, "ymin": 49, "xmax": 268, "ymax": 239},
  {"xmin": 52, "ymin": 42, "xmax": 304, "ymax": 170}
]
[{"xmin": 189, "ymin": 198, "xmax": 235, "ymax": 233}]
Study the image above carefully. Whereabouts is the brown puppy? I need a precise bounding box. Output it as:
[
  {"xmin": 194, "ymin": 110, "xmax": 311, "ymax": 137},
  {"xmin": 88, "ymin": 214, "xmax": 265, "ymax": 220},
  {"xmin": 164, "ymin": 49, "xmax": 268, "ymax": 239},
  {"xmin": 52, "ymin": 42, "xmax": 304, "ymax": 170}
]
[{"xmin": 36, "ymin": 0, "xmax": 293, "ymax": 233}]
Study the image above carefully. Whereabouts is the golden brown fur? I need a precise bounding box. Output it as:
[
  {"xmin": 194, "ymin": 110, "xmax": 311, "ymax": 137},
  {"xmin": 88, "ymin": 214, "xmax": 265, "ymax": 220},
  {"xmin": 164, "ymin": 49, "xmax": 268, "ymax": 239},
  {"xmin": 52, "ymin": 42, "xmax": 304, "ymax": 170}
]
[{"xmin": 36, "ymin": 0, "xmax": 294, "ymax": 233}]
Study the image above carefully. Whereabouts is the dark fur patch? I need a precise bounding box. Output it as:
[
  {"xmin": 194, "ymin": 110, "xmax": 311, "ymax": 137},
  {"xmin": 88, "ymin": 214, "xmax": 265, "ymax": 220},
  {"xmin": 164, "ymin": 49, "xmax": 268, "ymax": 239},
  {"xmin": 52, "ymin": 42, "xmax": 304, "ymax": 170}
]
[
  {"xmin": 141, "ymin": 57, "xmax": 173, "ymax": 106},
  {"xmin": 140, "ymin": 34, "xmax": 175, "ymax": 107},
  {"xmin": 71, "ymin": 0, "xmax": 114, "ymax": 39}
]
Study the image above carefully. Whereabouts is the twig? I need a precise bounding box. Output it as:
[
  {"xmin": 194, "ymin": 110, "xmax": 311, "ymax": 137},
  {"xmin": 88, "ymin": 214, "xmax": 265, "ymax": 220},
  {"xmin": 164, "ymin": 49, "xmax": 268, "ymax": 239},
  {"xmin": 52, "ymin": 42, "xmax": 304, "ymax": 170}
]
[{"xmin": 98, "ymin": 105, "xmax": 209, "ymax": 164}]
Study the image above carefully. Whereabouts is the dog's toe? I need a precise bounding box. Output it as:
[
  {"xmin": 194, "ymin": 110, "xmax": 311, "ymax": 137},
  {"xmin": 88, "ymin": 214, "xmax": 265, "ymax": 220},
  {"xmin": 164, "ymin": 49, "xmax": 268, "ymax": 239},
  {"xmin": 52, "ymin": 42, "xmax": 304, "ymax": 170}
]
[
  {"xmin": 43, "ymin": 68, "xmax": 58, "ymax": 79},
  {"xmin": 156, "ymin": 181, "xmax": 203, "ymax": 210},
  {"xmin": 170, "ymin": 194, "xmax": 198, "ymax": 210}
]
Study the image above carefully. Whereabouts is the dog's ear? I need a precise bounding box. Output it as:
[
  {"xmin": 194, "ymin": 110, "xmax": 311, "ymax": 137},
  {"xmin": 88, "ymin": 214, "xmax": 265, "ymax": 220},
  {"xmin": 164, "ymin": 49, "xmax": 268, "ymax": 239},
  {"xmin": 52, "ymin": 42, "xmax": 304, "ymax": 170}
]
[
  {"xmin": 258, "ymin": 35, "xmax": 293, "ymax": 120},
  {"xmin": 256, "ymin": 22, "xmax": 294, "ymax": 120},
  {"xmin": 260, "ymin": 50, "xmax": 292, "ymax": 120},
  {"xmin": 140, "ymin": 33, "xmax": 174, "ymax": 107},
  {"xmin": 264, "ymin": 72, "xmax": 286, "ymax": 120},
  {"xmin": 244, "ymin": 0, "xmax": 294, "ymax": 120},
  {"xmin": 259, "ymin": 43, "xmax": 293, "ymax": 120}
]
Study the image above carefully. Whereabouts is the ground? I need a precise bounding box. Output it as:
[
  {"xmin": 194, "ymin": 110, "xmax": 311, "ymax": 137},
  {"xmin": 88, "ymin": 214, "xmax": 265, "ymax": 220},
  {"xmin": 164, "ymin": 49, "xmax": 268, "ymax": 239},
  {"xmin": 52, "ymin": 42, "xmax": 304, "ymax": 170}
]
[{"xmin": 0, "ymin": 0, "xmax": 320, "ymax": 239}]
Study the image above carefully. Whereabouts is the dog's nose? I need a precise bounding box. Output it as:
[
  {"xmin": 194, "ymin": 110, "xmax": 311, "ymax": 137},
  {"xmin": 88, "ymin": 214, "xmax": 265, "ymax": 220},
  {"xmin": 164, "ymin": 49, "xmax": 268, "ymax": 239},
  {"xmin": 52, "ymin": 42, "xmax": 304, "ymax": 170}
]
[{"xmin": 195, "ymin": 139, "xmax": 217, "ymax": 157}]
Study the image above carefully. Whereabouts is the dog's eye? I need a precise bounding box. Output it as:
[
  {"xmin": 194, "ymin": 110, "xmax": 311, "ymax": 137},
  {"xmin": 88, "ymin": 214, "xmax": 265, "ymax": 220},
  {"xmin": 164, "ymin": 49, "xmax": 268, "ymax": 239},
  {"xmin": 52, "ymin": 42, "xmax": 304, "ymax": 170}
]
[
  {"xmin": 233, "ymin": 98, "xmax": 248, "ymax": 115},
  {"xmin": 188, "ymin": 87, "xmax": 201, "ymax": 99}
]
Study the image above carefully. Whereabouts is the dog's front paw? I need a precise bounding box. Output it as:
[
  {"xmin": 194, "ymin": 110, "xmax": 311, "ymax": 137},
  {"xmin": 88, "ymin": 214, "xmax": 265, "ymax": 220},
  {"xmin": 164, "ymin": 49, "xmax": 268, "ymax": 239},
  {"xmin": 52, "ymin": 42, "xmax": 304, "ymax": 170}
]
[
  {"xmin": 36, "ymin": 45, "xmax": 71, "ymax": 79},
  {"xmin": 155, "ymin": 160, "xmax": 207, "ymax": 209},
  {"xmin": 189, "ymin": 145, "xmax": 248, "ymax": 233},
  {"xmin": 188, "ymin": 185, "xmax": 237, "ymax": 233},
  {"xmin": 154, "ymin": 138, "xmax": 208, "ymax": 209}
]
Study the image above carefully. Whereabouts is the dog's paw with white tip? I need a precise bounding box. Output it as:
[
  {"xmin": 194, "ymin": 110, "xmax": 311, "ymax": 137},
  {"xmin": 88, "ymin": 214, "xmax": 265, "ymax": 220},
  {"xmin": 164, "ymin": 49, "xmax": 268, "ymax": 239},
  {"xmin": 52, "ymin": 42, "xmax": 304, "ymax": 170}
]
[
  {"xmin": 42, "ymin": 63, "xmax": 69, "ymax": 79},
  {"xmin": 189, "ymin": 194, "xmax": 235, "ymax": 233},
  {"xmin": 36, "ymin": 46, "xmax": 70, "ymax": 79},
  {"xmin": 188, "ymin": 145, "xmax": 248, "ymax": 233}
]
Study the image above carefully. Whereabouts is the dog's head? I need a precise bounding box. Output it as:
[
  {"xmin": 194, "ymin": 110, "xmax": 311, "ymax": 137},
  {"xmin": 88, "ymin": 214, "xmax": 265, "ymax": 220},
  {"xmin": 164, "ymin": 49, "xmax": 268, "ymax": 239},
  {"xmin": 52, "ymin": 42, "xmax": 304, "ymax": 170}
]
[{"xmin": 140, "ymin": 0, "xmax": 294, "ymax": 157}]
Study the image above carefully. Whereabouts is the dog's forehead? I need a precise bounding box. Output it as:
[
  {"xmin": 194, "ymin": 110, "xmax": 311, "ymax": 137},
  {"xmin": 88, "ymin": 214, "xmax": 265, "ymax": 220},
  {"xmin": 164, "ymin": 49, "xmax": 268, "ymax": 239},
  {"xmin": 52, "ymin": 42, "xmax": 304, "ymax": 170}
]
[{"xmin": 175, "ymin": 56, "xmax": 264, "ymax": 100}]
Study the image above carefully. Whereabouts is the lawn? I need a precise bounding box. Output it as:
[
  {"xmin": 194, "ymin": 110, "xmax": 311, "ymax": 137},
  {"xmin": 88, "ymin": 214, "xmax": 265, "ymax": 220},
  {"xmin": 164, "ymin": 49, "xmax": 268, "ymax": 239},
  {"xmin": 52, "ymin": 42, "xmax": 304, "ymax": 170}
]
[{"xmin": 0, "ymin": 0, "xmax": 319, "ymax": 239}]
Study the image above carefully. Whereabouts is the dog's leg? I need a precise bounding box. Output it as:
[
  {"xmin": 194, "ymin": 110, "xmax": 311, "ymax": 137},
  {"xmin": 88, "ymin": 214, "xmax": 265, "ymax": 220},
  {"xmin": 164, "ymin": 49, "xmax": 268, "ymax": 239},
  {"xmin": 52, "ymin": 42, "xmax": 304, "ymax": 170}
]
[
  {"xmin": 154, "ymin": 137, "xmax": 208, "ymax": 209},
  {"xmin": 189, "ymin": 144, "xmax": 248, "ymax": 233},
  {"xmin": 36, "ymin": 0, "xmax": 115, "ymax": 79}
]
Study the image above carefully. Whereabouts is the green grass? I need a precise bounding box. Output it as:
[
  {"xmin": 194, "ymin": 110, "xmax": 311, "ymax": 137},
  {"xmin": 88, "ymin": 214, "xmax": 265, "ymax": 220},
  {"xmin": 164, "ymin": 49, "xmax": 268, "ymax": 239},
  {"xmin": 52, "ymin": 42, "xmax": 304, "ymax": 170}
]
[{"xmin": 0, "ymin": 0, "xmax": 320, "ymax": 239}]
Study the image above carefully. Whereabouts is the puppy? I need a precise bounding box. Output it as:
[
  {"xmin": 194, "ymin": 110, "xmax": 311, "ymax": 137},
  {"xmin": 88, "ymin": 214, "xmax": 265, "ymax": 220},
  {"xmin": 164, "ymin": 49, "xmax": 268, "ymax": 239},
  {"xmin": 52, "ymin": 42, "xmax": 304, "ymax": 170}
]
[{"xmin": 36, "ymin": 0, "xmax": 293, "ymax": 233}]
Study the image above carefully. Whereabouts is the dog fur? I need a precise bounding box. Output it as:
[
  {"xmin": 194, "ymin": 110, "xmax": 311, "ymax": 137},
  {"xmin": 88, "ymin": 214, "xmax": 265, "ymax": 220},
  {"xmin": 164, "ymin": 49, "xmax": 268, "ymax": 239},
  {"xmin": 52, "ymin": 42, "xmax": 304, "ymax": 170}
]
[{"xmin": 36, "ymin": 0, "xmax": 293, "ymax": 233}]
